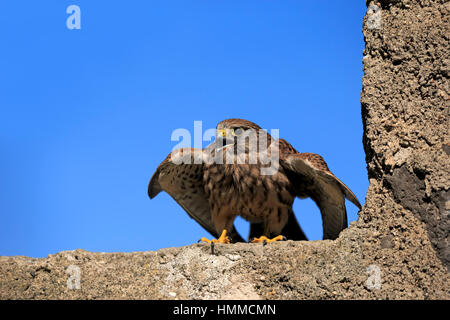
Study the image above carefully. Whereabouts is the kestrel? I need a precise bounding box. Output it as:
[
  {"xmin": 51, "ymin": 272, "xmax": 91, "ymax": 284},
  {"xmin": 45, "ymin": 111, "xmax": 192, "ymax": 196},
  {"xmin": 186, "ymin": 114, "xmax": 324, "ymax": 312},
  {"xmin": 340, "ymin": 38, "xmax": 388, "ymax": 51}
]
[{"xmin": 148, "ymin": 119, "xmax": 361, "ymax": 244}]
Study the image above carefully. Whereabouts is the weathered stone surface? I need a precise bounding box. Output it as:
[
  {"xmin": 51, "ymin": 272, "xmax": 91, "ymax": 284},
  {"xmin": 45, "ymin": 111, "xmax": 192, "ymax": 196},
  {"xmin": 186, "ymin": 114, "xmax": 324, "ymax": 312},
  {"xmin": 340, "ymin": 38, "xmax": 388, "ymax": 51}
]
[
  {"xmin": 0, "ymin": 235, "xmax": 447, "ymax": 300},
  {"xmin": 0, "ymin": 0, "xmax": 448, "ymax": 299},
  {"xmin": 362, "ymin": 0, "xmax": 449, "ymax": 269}
]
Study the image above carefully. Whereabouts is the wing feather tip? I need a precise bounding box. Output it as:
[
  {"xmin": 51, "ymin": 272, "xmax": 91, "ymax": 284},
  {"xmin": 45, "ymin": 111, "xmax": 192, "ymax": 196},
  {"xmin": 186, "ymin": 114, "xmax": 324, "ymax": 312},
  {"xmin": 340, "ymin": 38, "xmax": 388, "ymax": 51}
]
[
  {"xmin": 321, "ymin": 171, "xmax": 362, "ymax": 210},
  {"xmin": 341, "ymin": 184, "xmax": 362, "ymax": 210},
  {"xmin": 148, "ymin": 172, "xmax": 162, "ymax": 199}
]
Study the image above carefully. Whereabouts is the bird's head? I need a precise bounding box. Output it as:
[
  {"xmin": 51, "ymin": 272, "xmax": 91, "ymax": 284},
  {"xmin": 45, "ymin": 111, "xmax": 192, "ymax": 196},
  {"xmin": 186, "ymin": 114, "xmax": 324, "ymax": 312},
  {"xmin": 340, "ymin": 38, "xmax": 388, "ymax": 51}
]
[{"xmin": 215, "ymin": 119, "xmax": 271, "ymax": 154}]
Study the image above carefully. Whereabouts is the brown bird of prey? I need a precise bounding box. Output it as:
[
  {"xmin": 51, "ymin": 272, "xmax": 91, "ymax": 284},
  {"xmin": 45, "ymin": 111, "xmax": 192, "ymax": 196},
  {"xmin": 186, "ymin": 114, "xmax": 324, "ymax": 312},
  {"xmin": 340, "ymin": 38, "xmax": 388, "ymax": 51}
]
[{"xmin": 148, "ymin": 118, "xmax": 361, "ymax": 244}]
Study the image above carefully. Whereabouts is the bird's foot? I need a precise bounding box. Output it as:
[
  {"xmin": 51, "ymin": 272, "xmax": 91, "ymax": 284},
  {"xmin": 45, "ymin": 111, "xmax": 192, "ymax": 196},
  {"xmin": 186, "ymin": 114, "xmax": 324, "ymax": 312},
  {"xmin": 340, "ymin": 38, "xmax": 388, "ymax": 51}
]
[
  {"xmin": 199, "ymin": 229, "xmax": 231, "ymax": 244},
  {"xmin": 251, "ymin": 235, "xmax": 287, "ymax": 245}
]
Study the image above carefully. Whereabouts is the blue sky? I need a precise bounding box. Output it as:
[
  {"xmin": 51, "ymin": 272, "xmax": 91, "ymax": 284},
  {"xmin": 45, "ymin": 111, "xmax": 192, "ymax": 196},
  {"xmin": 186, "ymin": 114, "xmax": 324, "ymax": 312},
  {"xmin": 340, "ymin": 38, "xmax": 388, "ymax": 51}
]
[{"xmin": 0, "ymin": 1, "xmax": 368, "ymax": 257}]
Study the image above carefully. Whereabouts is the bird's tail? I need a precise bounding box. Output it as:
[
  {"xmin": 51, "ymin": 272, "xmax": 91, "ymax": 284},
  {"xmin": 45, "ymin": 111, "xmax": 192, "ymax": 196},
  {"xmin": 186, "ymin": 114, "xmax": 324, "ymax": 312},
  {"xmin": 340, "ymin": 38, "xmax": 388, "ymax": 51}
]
[{"xmin": 282, "ymin": 211, "xmax": 308, "ymax": 241}]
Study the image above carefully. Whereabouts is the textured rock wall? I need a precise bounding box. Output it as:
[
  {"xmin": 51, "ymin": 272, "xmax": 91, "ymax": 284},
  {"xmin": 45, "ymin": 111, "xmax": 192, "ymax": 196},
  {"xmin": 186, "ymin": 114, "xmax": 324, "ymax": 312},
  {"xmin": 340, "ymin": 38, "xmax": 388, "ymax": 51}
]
[
  {"xmin": 362, "ymin": 0, "xmax": 449, "ymax": 269},
  {"xmin": 0, "ymin": 0, "xmax": 448, "ymax": 299}
]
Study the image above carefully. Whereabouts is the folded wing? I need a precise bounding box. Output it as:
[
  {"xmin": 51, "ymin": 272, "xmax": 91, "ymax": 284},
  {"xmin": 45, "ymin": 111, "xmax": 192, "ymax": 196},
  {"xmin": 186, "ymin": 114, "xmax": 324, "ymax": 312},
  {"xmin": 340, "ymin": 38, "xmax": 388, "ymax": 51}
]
[
  {"xmin": 281, "ymin": 149, "xmax": 361, "ymax": 240},
  {"xmin": 148, "ymin": 148, "xmax": 244, "ymax": 242}
]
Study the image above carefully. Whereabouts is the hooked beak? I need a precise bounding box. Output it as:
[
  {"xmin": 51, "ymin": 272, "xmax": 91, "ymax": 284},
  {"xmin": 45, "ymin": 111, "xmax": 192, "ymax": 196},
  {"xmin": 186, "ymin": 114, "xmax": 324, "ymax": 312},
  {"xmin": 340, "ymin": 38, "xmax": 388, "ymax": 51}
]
[
  {"xmin": 216, "ymin": 129, "xmax": 234, "ymax": 152},
  {"xmin": 217, "ymin": 129, "xmax": 226, "ymax": 137}
]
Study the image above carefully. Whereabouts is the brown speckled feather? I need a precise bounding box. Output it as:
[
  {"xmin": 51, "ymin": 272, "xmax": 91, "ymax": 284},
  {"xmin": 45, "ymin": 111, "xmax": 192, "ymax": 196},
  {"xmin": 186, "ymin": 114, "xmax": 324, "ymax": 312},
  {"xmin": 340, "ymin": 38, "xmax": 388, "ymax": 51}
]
[
  {"xmin": 278, "ymin": 138, "xmax": 299, "ymax": 156},
  {"xmin": 218, "ymin": 118, "xmax": 262, "ymax": 130},
  {"xmin": 281, "ymin": 151, "xmax": 361, "ymax": 239},
  {"xmin": 148, "ymin": 147, "xmax": 244, "ymax": 242}
]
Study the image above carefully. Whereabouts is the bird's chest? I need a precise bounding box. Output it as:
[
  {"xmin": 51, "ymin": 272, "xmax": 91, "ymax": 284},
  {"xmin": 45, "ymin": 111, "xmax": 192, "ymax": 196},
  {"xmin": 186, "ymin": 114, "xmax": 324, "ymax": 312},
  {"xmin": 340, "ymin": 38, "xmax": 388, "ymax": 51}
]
[{"xmin": 204, "ymin": 163, "xmax": 294, "ymax": 222}]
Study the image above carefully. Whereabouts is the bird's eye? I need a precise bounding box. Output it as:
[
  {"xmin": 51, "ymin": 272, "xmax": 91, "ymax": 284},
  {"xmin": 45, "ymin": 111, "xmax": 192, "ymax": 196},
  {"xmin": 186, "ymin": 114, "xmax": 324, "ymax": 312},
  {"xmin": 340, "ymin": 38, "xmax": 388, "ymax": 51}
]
[{"xmin": 231, "ymin": 127, "xmax": 244, "ymax": 136}]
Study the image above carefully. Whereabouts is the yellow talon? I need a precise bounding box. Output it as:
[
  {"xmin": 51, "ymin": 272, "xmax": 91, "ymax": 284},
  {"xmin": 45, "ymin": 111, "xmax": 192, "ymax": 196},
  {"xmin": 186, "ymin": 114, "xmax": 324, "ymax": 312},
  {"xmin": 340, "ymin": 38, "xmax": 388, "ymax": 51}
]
[
  {"xmin": 251, "ymin": 235, "xmax": 286, "ymax": 244},
  {"xmin": 200, "ymin": 229, "xmax": 231, "ymax": 244}
]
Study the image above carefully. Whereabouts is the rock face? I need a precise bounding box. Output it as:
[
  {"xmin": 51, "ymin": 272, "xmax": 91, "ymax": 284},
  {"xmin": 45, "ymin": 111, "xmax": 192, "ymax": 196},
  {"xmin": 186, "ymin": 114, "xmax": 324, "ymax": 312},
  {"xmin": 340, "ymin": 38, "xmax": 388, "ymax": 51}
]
[
  {"xmin": 0, "ymin": 0, "xmax": 448, "ymax": 299},
  {"xmin": 362, "ymin": 0, "xmax": 449, "ymax": 272}
]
